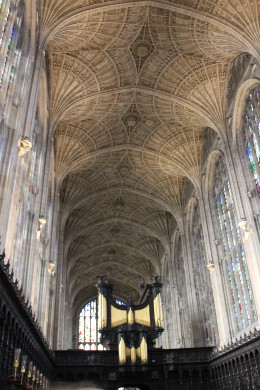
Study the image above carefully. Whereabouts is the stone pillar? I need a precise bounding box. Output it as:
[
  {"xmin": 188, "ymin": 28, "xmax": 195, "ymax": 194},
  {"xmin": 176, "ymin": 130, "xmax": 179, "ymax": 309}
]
[
  {"xmin": 180, "ymin": 227, "xmax": 197, "ymax": 347},
  {"xmin": 198, "ymin": 183, "xmax": 231, "ymax": 346},
  {"xmin": 168, "ymin": 234, "xmax": 184, "ymax": 348},
  {"xmin": 183, "ymin": 212, "xmax": 203, "ymax": 347}
]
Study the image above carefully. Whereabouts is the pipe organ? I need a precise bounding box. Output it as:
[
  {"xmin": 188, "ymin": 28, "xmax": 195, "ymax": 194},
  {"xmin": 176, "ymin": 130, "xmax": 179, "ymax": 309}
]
[{"xmin": 97, "ymin": 275, "xmax": 164, "ymax": 365}]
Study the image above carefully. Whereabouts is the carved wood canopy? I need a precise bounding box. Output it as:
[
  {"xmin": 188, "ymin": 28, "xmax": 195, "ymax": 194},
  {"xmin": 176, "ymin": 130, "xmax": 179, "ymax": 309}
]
[{"xmin": 40, "ymin": 0, "xmax": 260, "ymax": 309}]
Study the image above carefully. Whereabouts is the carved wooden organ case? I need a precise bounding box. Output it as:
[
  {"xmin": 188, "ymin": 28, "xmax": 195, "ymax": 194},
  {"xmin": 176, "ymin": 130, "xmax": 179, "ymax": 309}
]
[{"xmin": 97, "ymin": 276, "xmax": 164, "ymax": 365}]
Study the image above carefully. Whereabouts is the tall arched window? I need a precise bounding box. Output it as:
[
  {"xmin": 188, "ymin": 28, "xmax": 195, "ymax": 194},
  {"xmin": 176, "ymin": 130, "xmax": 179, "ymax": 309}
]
[
  {"xmin": 213, "ymin": 157, "xmax": 256, "ymax": 332},
  {"xmin": 78, "ymin": 299, "xmax": 104, "ymax": 351},
  {"xmin": 78, "ymin": 298, "xmax": 125, "ymax": 350},
  {"xmin": 243, "ymin": 86, "xmax": 260, "ymax": 197},
  {"xmin": 190, "ymin": 201, "xmax": 218, "ymax": 346},
  {"xmin": 0, "ymin": 0, "xmax": 23, "ymax": 106}
]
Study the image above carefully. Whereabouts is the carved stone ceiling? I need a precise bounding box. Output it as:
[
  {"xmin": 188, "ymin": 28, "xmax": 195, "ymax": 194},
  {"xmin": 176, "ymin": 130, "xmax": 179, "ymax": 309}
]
[{"xmin": 40, "ymin": 0, "xmax": 260, "ymax": 308}]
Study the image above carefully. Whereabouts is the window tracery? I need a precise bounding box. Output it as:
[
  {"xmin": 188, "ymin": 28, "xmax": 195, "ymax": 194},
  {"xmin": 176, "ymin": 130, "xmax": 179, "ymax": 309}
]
[
  {"xmin": 78, "ymin": 298, "xmax": 125, "ymax": 350},
  {"xmin": 0, "ymin": 0, "xmax": 11, "ymax": 48},
  {"xmin": 0, "ymin": 0, "xmax": 23, "ymax": 106},
  {"xmin": 78, "ymin": 299, "xmax": 104, "ymax": 351},
  {"xmin": 243, "ymin": 86, "xmax": 260, "ymax": 197},
  {"xmin": 190, "ymin": 202, "xmax": 217, "ymax": 346},
  {"xmin": 214, "ymin": 157, "xmax": 256, "ymax": 332}
]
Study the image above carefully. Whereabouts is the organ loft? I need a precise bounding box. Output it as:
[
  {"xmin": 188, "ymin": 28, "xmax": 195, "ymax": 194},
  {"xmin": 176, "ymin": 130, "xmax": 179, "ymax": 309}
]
[{"xmin": 0, "ymin": 0, "xmax": 260, "ymax": 389}]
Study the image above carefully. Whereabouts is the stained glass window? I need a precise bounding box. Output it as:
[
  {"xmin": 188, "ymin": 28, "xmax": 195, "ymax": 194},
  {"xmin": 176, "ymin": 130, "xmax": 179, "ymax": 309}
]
[
  {"xmin": 0, "ymin": 0, "xmax": 11, "ymax": 48},
  {"xmin": 190, "ymin": 202, "xmax": 217, "ymax": 346},
  {"xmin": 78, "ymin": 299, "xmax": 105, "ymax": 351},
  {"xmin": 243, "ymin": 87, "xmax": 260, "ymax": 197},
  {"xmin": 115, "ymin": 299, "xmax": 126, "ymax": 306},
  {"xmin": 0, "ymin": 0, "xmax": 23, "ymax": 105},
  {"xmin": 214, "ymin": 157, "xmax": 256, "ymax": 331}
]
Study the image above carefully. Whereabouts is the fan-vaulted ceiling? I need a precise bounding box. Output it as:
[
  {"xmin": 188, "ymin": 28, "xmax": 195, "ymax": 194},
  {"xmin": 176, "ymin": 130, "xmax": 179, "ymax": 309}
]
[{"xmin": 40, "ymin": 0, "xmax": 260, "ymax": 309}]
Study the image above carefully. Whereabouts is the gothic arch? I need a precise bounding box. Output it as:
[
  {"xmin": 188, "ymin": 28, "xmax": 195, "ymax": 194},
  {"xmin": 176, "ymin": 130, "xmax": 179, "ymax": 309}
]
[
  {"xmin": 232, "ymin": 78, "xmax": 260, "ymax": 145},
  {"xmin": 204, "ymin": 149, "xmax": 224, "ymax": 198}
]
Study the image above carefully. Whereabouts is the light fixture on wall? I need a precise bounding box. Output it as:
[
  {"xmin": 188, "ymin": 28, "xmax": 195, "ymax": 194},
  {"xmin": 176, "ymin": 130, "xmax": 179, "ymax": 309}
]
[
  {"xmin": 244, "ymin": 229, "xmax": 252, "ymax": 242},
  {"xmin": 27, "ymin": 361, "xmax": 32, "ymax": 382},
  {"xmin": 48, "ymin": 260, "xmax": 55, "ymax": 276},
  {"xmin": 38, "ymin": 216, "xmax": 47, "ymax": 228},
  {"xmin": 20, "ymin": 355, "xmax": 27, "ymax": 384},
  {"xmin": 32, "ymin": 366, "xmax": 36, "ymax": 386},
  {"xmin": 13, "ymin": 348, "xmax": 21, "ymax": 379},
  {"xmin": 37, "ymin": 216, "xmax": 47, "ymax": 240},
  {"xmin": 18, "ymin": 136, "xmax": 32, "ymax": 157},
  {"xmin": 36, "ymin": 370, "xmax": 40, "ymax": 386},
  {"xmin": 238, "ymin": 218, "xmax": 247, "ymax": 230},
  {"xmin": 238, "ymin": 218, "xmax": 252, "ymax": 242},
  {"xmin": 207, "ymin": 262, "xmax": 216, "ymax": 274}
]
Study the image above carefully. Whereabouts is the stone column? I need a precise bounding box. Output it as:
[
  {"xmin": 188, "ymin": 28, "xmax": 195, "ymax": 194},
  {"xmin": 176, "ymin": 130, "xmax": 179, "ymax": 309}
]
[
  {"xmin": 183, "ymin": 211, "xmax": 204, "ymax": 347},
  {"xmin": 198, "ymin": 183, "xmax": 231, "ymax": 346},
  {"xmin": 180, "ymin": 226, "xmax": 197, "ymax": 347},
  {"xmin": 168, "ymin": 234, "xmax": 184, "ymax": 348}
]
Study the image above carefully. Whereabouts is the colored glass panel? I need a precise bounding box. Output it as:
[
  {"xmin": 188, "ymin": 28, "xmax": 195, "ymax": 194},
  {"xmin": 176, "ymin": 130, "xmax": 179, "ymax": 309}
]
[
  {"xmin": 243, "ymin": 87, "xmax": 260, "ymax": 197},
  {"xmin": 0, "ymin": 1, "xmax": 23, "ymax": 110},
  {"xmin": 78, "ymin": 299, "xmax": 105, "ymax": 351},
  {"xmin": 116, "ymin": 299, "xmax": 126, "ymax": 306},
  {"xmin": 0, "ymin": 1, "xmax": 11, "ymax": 48},
  {"xmin": 214, "ymin": 158, "xmax": 256, "ymax": 331}
]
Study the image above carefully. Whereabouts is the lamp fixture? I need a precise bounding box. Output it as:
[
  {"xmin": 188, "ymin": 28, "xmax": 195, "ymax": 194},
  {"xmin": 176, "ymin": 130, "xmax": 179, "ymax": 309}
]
[
  {"xmin": 13, "ymin": 348, "xmax": 21, "ymax": 378},
  {"xmin": 238, "ymin": 218, "xmax": 247, "ymax": 230},
  {"xmin": 18, "ymin": 137, "xmax": 32, "ymax": 157},
  {"xmin": 37, "ymin": 216, "xmax": 47, "ymax": 240},
  {"xmin": 48, "ymin": 260, "xmax": 55, "ymax": 276},
  {"xmin": 20, "ymin": 355, "xmax": 27, "ymax": 384},
  {"xmin": 38, "ymin": 216, "xmax": 47, "ymax": 228},
  {"xmin": 207, "ymin": 263, "xmax": 216, "ymax": 274}
]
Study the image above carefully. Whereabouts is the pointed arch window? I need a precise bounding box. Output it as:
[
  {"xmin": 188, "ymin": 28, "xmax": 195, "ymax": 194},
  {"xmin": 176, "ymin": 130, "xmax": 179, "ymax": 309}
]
[
  {"xmin": 243, "ymin": 86, "xmax": 260, "ymax": 196},
  {"xmin": 0, "ymin": 0, "xmax": 11, "ymax": 46},
  {"xmin": 0, "ymin": 0, "xmax": 23, "ymax": 105},
  {"xmin": 214, "ymin": 157, "xmax": 256, "ymax": 331},
  {"xmin": 78, "ymin": 298, "xmax": 125, "ymax": 350},
  {"xmin": 78, "ymin": 299, "xmax": 104, "ymax": 351},
  {"xmin": 190, "ymin": 202, "xmax": 217, "ymax": 346}
]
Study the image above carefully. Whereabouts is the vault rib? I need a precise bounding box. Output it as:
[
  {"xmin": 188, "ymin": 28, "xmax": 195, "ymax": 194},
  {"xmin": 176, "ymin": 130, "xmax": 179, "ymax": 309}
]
[{"xmin": 43, "ymin": 0, "xmax": 260, "ymax": 61}]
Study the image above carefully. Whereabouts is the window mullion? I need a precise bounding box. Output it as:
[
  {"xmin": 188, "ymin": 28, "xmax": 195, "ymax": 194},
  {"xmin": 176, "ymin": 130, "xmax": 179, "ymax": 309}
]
[
  {"xmin": 248, "ymin": 129, "xmax": 260, "ymax": 178},
  {"xmin": 217, "ymin": 179, "xmax": 239, "ymax": 331},
  {"xmin": 237, "ymin": 247, "xmax": 252, "ymax": 325},
  {"xmin": 226, "ymin": 193, "xmax": 247, "ymax": 329},
  {"xmin": 238, "ymin": 243, "xmax": 256, "ymax": 322},
  {"xmin": 214, "ymin": 157, "xmax": 257, "ymax": 334},
  {"xmin": 225, "ymin": 192, "xmax": 244, "ymax": 330}
]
